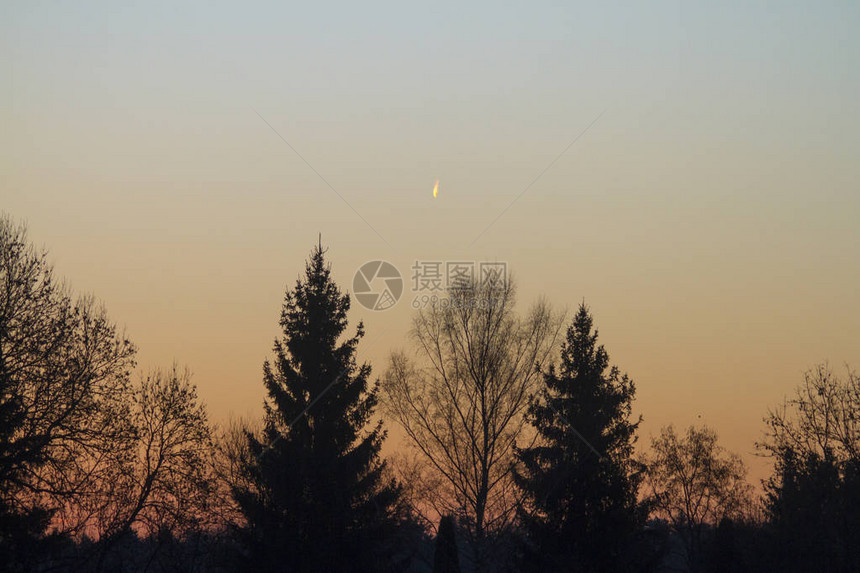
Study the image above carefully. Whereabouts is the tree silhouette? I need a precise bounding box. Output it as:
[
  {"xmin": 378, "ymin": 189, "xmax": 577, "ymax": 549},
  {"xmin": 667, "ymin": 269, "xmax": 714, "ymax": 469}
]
[
  {"xmin": 761, "ymin": 364, "xmax": 860, "ymax": 573},
  {"xmin": 514, "ymin": 303, "xmax": 648, "ymax": 572},
  {"xmin": 232, "ymin": 242, "xmax": 404, "ymax": 572},
  {"xmin": 89, "ymin": 366, "xmax": 213, "ymax": 570},
  {"xmin": 710, "ymin": 517, "xmax": 739, "ymax": 573},
  {"xmin": 646, "ymin": 425, "xmax": 752, "ymax": 573},
  {"xmin": 382, "ymin": 277, "xmax": 563, "ymax": 572},
  {"xmin": 0, "ymin": 215, "xmax": 136, "ymax": 571},
  {"xmin": 433, "ymin": 515, "xmax": 462, "ymax": 573}
]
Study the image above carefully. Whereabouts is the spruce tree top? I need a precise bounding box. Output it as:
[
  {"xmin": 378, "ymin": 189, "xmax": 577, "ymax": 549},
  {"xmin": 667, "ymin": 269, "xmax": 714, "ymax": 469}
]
[
  {"xmin": 234, "ymin": 242, "xmax": 403, "ymax": 572},
  {"xmin": 261, "ymin": 242, "xmax": 372, "ymax": 456}
]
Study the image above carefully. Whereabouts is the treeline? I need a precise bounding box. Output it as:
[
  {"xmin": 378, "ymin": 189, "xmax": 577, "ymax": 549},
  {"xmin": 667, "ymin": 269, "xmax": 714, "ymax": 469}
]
[{"xmin": 1, "ymin": 215, "xmax": 858, "ymax": 573}]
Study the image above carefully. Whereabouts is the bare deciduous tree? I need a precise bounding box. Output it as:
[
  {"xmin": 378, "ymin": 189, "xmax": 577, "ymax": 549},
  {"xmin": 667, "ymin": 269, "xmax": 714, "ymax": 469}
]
[
  {"xmin": 78, "ymin": 367, "xmax": 213, "ymax": 570},
  {"xmin": 0, "ymin": 215, "xmax": 136, "ymax": 563},
  {"xmin": 759, "ymin": 364, "xmax": 860, "ymax": 572},
  {"xmin": 645, "ymin": 425, "xmax": 752, "ymax": 572},
  {"xmin": 209, "ymin": 415, "xmax": 263, "ymax": 531},
  {"xmin": 1, "ymin": 216, "xmax": 215, "ymax": 570},
  {"xmin": 761, "ymin": 363, "xmax": 860, "ymax": 463},
  {"xmin": 382, "ymin": 277, "xmax": 563, "ymax": 572}
]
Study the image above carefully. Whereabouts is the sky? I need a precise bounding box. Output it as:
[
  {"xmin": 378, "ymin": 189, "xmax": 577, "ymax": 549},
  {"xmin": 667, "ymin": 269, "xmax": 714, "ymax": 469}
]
[{"xmin": 3, "ymin": 0, "xmax": 859, "ymax": 484}]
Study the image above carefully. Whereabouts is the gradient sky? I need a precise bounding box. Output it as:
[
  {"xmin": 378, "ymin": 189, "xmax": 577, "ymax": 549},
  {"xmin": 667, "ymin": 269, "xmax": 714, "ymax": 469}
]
[{"xmin": 3, "ymin": 0, "xmax": 859, "ymax": 484}]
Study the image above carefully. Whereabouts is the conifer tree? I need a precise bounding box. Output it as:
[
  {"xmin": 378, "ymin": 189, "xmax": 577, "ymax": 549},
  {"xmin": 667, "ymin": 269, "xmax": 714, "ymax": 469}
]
[
  {"xmin": 233, "ymin": 243, "xmax": 403, "ymax": 572},
  {"xmin": 433, "ymin": 515, "xmax": 461, "ymax": 573},
  {"xmin": 514, "ymin": 303, "xmax": 648, "ymax": 572}
]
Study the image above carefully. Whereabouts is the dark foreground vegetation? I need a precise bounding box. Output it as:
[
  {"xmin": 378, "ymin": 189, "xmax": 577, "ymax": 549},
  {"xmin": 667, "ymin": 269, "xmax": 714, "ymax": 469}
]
[{"xmin": 1, "ymin": 214, "xmax": 858, "ymax": 572}]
